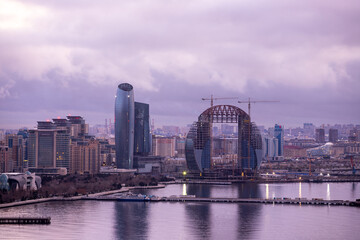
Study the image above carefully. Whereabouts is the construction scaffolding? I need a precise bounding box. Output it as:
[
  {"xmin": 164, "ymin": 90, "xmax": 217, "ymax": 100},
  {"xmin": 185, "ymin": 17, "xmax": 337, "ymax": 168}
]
[{"xmin": 185, "ymin": 105, "xmax": 262, "ymax": 176}]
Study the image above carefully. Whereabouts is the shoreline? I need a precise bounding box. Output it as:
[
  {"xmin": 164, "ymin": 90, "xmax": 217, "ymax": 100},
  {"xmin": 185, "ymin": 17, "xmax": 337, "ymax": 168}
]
[
  {"xmin": 0, "ymin": 184, "xmax": 166, "ymax": 209},
  {"xmin": 164, "ymin": 178, "xmax": 360, "ymax": 185},
  {"xmin": 1, "ymin": 180, "xmax": 359, "ymax": 209}
]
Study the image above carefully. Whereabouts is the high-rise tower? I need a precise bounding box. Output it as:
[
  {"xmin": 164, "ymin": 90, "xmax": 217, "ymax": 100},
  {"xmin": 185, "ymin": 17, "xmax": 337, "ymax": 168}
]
[
  {"xmin": 115, "ymin": 83, "xmax": 135, "ymax": 169},
  {"xmin": 274, "ymin": 124, "xmax": 284, "ymax": 156},
  {"xmin": 134, "ymin": 102, "xmax": 151, "ymax": 155},
  {"xmin": 315, "ymin": 128, "xmax": 325, "ymax": 143}
]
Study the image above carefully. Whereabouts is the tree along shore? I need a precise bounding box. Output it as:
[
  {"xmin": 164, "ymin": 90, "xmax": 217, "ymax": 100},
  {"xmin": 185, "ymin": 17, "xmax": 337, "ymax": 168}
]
[{"xmin": 0, "ymin": 174, "xmax": 169, "ymax": 204}]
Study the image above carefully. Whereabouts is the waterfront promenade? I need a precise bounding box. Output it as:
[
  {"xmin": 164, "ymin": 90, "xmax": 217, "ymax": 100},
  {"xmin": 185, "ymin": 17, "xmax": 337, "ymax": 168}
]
[
  {"xmin": 2, "ymin": 181, "xmax": 360, "ymax": 209},
  {"xmin": 0, "ymin": 185, "xmax": 166, "ymax": 209}
]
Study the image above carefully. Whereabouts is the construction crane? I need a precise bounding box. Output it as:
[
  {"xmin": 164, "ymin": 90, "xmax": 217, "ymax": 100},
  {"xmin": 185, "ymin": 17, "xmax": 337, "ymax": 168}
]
[
  {"xmin": 202, "ymin": 95, "xmax": 239, "ymax": 107},
  {"xmin": 308, "ymin": 158, "xmax": 314, "ymax": 176},
  {"xmin": 202, "ymin": 95, "xmax": 238, "ymax": 170},
  {"xmin": 345, "ymin": 155, "xmax": 356, "ymax": 175},
  {"xmin": 238, "ymin": 98, "xmax": 280, "ymax": 121},
  {"xmin": 238, "ymin": 98, "xmax": 279, "ymax": 170}
]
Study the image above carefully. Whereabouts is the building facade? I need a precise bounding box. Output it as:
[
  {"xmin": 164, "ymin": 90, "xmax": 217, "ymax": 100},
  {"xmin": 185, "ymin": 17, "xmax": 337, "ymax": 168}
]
[
  {"xmin": 28, "ymin": 123, "xmax": 70, "ymax": 170},
  {"xmin": 5, "ymin": 134, "xmax": 24, "ymax": 172},
  {"xmin": 115, "ymin": 83, "xmax": 135, "ymax": 169},
  {"xmin": 70, "ymin": 138, "xmax": 100, "ymax": 174},
  {"xmin": 134, "ymin": 102, "xmax": 151, "ymax": 156},
  {"xmin": 152, "ymin": 137, "xmax": 176, "ymax": 157},
  {"xmin": 315, "ymin": 128, "xmax": 325, "ymax": 143},
  {"xmin": 0, "ymin": 146, "xmax": 10, "ymax": 173},
  {"xmin": 263, "ymin": 136, "xmax": 279, "ymax": 160},
  {"xmin": 329, "ymin": 128, "xmax": 338, "ymax": 143},
  {"xmin": 274, "ymin": 124, "xmax": 284, "ymax": 156}
]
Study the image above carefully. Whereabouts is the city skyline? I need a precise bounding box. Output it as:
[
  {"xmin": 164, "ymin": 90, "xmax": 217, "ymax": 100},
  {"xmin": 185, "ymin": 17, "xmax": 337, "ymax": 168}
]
[{"xmin": 0, "ymin": 0, "xmax": 359, "ymax": 129}]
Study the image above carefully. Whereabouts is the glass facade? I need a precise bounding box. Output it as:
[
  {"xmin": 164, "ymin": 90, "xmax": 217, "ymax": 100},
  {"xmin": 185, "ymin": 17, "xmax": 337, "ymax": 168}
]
[
  {"xmin": 274, "ymin": 124, "xmax": 284, "ymax": 156},
  {"xmin": 115, "ymin": 83, "xmax": 135, "ymax": 169},
  {"xmin": 134, "ymin": 102, "xmax": 151, "ymax": 155},
  {"xmin": 38, "ymin": 131, "xmax": 55, "ymax": 168},
  {"xmin": 28, "ymin": 130, "xmax": 37, "ymax": 168}
]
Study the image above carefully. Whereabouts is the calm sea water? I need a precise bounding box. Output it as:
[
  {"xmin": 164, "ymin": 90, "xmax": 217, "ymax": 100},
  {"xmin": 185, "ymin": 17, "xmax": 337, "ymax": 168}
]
[{"xmin": 1, "ymin": 182, "xmax": 360, "ymax": 240}]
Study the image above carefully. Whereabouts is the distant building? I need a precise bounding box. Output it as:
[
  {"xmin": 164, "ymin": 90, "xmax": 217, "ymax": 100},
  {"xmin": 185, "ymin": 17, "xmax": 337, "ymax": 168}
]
[
  {"xmin": 307, "ymin": 142, "xmax": 333, "ymax": 157},
  {"xmin": 345, "ymin": 142, "xmax": 360, "ymax": 154},
  {"xmin": 348, "ymin": 128, "xmax": 360, "ymax": 142},
  {"xmin": 162, "ymin": 126, "xmax": 180, "ymax": 136},
  {"xmin": 303, "ymin": 123, "xmax": 315, "ymax": 138},
  {"xmin": 133, "ymin": 155, "xmax": 164, "ymax": 175},
  {"xmin": 315, "ymin": 128, "xmax": 325, "ymax": 143},
  {"xmin": 28, "ymin": 122, "xmax": 70, "ymax": 170},
  {"xmin": 175, "ymin": 137, "xmax": 186, "ymax": 158},
  {"xmin": 152, "ymin": 137, "xmax": 176, "ymax": 157},
  {"xmin": 5, "ymin": 134, "xmax": 24, "ymax": 172},
  {"xmin": 27, "ymin": 116, "xmax": 99, "ymax": 175},
  {"xmin": 115, "ymin": 83, "xmax": 135, "ymax": 169},
  {"xmin": 263, "ymin": 136, "xmax": 279, "ymax": 160},
  {"xmin": 17, "ymin": 129, "xmax": 29, "ymax": 169},
  {"xmin": 70, "ymin": 138, "xmax": 100, "ymax": 174},
  {"xmin": 221, "ymin": 124, "xmax": 235, "ymax": 135},
  {"xmin": 0, "ymin": 146, "xmax": 10, "ymax": 173},
  {"xmin": 67, "ymin": 116, "xmax": 89, "ymax": 137},
  {"xmin": 213, "ymin": 137, "xmax": 238, "ymax": 156},
  {"xmin": 329, "ymin": 128, "xmax": 338, "ymax": 143},
  {"xmin": 274, "ymin": 124, "xmax": 284, "ymax": 156},
  {"xmin": 283, "ymin": 146, "xmax": 307, "ymax": 158}
]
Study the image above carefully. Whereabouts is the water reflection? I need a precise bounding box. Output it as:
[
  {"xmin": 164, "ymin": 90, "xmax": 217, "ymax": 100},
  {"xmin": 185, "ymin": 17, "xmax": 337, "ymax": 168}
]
[
  {"xmin": 326, "ymin": 183, "xmax": 331, "ymax": 200},
  {"xmin": 187, "ymin": 184, "xmax": 211, "ymax": 198},
  {"xmin": 237, "ymin": 183, "xmax": 261, "ymax": 239},
  {"xmin": 299, "ymin": 182, "xmax": 302, "ymax": 198},
  {"xmin": 351, "ymin": 182, "xmax": 357, "ymax": 199},
  {"xmin": 185, "ymin": 203, "xmax": 211, "ymax": 239},
  {"xmin": 182, "ymin": 184, "xmax": 187, "ymax": 195},
  {"xmin": 238, "ymin": 183, "xmax": 260, "ymax": 198},
  {"xmin": 265, "ymin": 184, "xmax": 269, "ymax": 199},
  {"xmin": 114, "ymin": 202, "xmax": 149, "ymax": 239}
]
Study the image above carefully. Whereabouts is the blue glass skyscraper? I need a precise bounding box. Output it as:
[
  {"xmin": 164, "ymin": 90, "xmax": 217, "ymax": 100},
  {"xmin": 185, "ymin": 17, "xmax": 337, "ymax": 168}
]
[
  {"xmin": 115, "ymin": 83, "xmax": 135, "ymax": 169},
  {"xmin": 134, "ymin": 102, "xmax": 151, "ymax": 155},
  {"xmin": 274, "ymin": 124, "xmax": 284, "ymax": 156}
]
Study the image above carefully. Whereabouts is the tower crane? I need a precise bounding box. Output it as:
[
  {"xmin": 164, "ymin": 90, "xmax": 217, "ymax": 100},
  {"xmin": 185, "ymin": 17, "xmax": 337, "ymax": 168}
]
[
  {"xmin": 202, "ymin": 95, "xmax": 239, "ymax": 107},
  {"xmin": 238, "ymin": 98, "xmax": 279, "ymax": 170},
  {"xmin": 202, "ymin": 95, "xmax": 238, "ymax": 170},
  {"xmin": 238, "ymin": 98, "xmax": 280, "ymax": 121}
]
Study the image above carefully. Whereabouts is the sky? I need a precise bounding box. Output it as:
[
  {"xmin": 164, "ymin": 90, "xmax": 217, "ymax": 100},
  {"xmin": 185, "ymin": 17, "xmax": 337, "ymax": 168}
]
[{"xmin": 0, "ymin": 0, "xmax": 359, "ymax": 129}]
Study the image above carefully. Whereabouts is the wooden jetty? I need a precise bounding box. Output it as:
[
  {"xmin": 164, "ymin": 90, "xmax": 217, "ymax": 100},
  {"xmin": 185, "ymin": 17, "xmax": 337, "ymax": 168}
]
[{"xmin": 0, "ymin": 217, "xmax": 51, "ymax": 224}]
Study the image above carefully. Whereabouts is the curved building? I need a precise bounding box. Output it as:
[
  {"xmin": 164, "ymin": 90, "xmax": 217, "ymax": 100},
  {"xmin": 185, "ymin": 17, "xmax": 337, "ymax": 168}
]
[
  {"xmin": 115, "ymin": 83, "xmax": 135, "ymax": 169},
  {"xmin": 0, "ymin": 172, "xmax": 41, "ymax": 191},
  {"xmin": 185, "ymin": 105, "xmax": 262, "ymax": 174}
]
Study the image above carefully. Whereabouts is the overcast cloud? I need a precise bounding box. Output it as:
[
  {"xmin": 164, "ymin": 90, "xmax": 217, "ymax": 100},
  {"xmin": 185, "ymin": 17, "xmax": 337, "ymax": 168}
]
[{"xmin": 0, "ymin": 0, "xmax": 359, "ymax": 129}]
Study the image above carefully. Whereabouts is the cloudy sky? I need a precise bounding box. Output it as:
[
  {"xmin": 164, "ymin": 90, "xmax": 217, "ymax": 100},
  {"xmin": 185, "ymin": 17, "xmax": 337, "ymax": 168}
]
[{"xmin": 0, "ymin": 0, "xmax": 359, "ymax": 129}]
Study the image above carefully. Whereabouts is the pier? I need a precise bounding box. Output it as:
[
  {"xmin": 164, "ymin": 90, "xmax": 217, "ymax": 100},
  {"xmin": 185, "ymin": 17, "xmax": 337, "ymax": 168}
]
[
  {"xmin": 88, "ymin": 195, "xmax": 360, "ymax": 207},
  {"xmin": 0, "ymin": 217, "xmax": 51, "ymax": 224}
]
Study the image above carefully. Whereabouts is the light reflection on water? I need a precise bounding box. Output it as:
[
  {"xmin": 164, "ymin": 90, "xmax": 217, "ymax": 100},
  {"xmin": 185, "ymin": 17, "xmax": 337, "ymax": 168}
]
[
  {"xmin": 1, "ymin": 182, "xmax": 360, "ymax": 240},
  {"xmin": 327, "ymin": 183, "xmax": 331, "ymax": 200}
]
